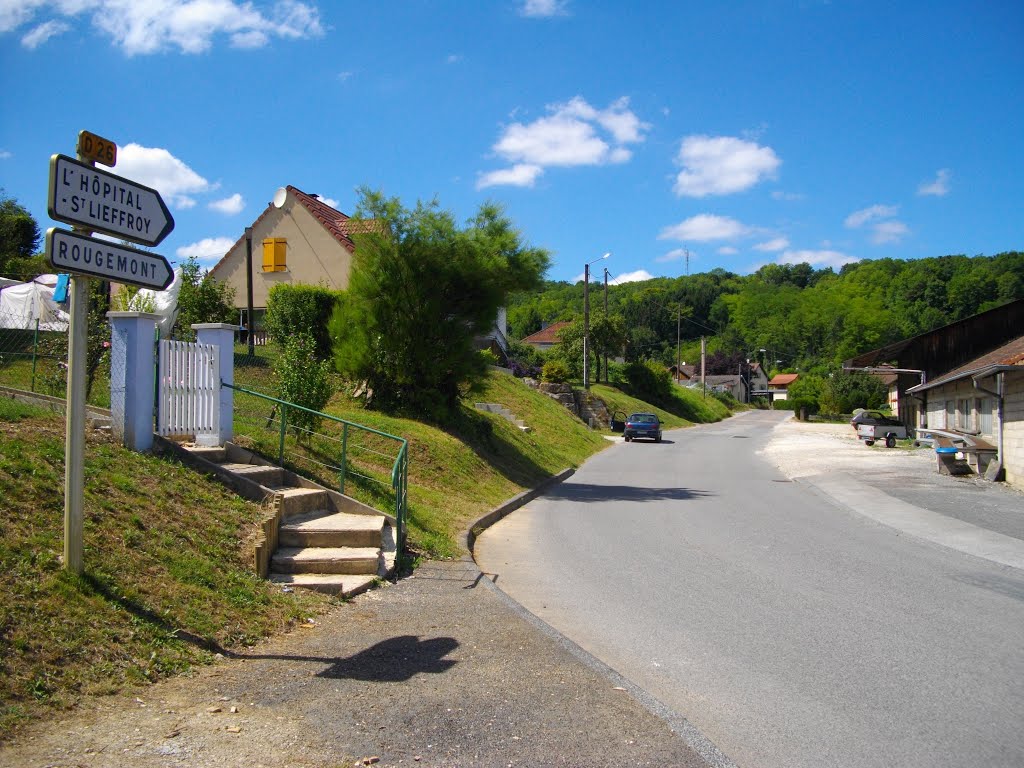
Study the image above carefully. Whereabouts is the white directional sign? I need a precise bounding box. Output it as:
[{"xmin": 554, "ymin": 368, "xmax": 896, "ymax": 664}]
[
  {"xmin": 46, "ymin": 228, "xmax": 174, "ymax": 290},
  {"xmin": 48, "ymin": 154, "xmax": 174, "ymax": 247}
]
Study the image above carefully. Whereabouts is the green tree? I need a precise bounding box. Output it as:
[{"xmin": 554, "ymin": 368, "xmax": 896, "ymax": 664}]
[
  {"xmin": 0, "ymin": 191, "xmax": 45, "ymax": 279},
  {"xmin": 329, "ymin": 189, "xmax": 550, "ymax": 416},
  {"xmin": 173, "ymin": 257, "xmax": 236, "ymax": 340}
]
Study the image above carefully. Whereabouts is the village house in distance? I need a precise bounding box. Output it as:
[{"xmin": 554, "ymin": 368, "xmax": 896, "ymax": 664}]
[{"xmin": 210, "ymin": 186, "xmax": 369, "ymax": 334}]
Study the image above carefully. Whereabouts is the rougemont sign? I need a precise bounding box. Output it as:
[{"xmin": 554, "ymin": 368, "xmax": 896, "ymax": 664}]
[{"xmin": 46, "ymin": 228, "xmax": 174, "ymax": 290}]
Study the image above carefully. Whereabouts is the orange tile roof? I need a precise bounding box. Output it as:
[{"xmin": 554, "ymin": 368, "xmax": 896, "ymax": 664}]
[
  {"xmin": 520, "ymin": 320, "xmax": 572, "ymax": 345},
  {"xmin": 287, "ymin": 186, "xmax": 358, "ymax": 252},
  {"xmin": 769, "ymin": 373, "xmax": 800, "ymax": 386}
]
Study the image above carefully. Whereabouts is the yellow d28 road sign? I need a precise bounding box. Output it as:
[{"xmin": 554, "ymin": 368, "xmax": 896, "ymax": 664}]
[{"xmin": 76, "ymin": 130, "xmax": 117, "ymax": 167}]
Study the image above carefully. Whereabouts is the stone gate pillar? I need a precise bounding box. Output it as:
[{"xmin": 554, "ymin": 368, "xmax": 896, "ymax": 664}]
[{"xmin": 107, "ymin": 311, "xmax": 160, "ymax": 452}]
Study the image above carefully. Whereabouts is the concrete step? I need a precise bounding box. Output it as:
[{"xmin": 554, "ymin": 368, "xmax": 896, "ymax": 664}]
[
  {"xmin": 185, "ymin": 445, "xmax": 227, "ymax": 463},
  {"xmin": 271, "ymin": 546, "xmax": 380, "ymax": 575},
  {"xmin": 269, "ymin": 573, "xmax": 377, "ymax": 596},
  {"xmin": 271, "ymin": 486, "xmax": 331, "ymax": 518},
  {"xmin": 219, "ymin": 462, "xmax": 286, "ymax": 486},
  {"xmin": 279, "ymin": 511, "xmax": 386, "ymax": 548}
]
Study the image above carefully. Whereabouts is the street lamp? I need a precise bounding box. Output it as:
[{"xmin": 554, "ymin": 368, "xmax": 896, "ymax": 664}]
[{"xmin": 583, "ymin": 252, "xmax": 610, "ymax": 389}]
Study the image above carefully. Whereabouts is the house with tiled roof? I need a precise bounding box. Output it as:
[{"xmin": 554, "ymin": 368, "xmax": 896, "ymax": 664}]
[
  {"xmin": 847, "ymin": 299, "xmax": 1024, "ymax": 486},
  {"xmin": 906, "ymin": 334, "xmax": 1024, "ymax": 485},
  {"xmin": 520, "ymin": 320, "xmax": 572, "ymax": 351},
  {"xmin": 208, "ymin": 185, "xmax": 512, "ymax": 357},
  {"xmin": 768, "ymin": 372, "xmax": 799, "ymax": 400},
  {"xmin": 209, "ymin": 186, "xmax": 364, "ymax": 324}
]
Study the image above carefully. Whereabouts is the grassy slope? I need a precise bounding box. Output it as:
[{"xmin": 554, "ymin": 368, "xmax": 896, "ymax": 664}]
[
  {"xmin": 0, "ymin": 398, "xmax": 330, "ymax": 742},
  {"xmin": 592, "ymin": 383, "xmax": 731, "ymax": 428},
  {"xmin": 317, "ymin": 371, "xmax": 610, "ymax": 557}
]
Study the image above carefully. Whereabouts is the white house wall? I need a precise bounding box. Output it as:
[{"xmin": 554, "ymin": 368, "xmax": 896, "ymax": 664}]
[
  {"xmin": 1004, "ymin": 375, "xmax": 1024, "ymax": 486},
  {"xmin": 213, "ymin": 194, "xmax": 353, "ymax": 310},
  {"xmin": 924, "ymin": 374, "xmax": 1024, "ymax": 488}
]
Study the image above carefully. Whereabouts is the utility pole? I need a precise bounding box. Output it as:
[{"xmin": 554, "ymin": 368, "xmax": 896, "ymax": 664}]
[
  {"xmin": 603, "ymin": 267, "xmax": 609, "ymax": 383},
  {"xmin": 701, "ymin": 336, "xmax": 707, "ymax": 398},
  {"xmin": 583, "ymin": 264, "xmax": 590, "ymax": 389},
  {"xmin": 676, "ymin": 306, "xmax": 681, "ymax": 385},
  {"xmin": 245, "ymin": 227, "xmax": 255, "ymax": 356},
  {"xmin": 582, "ymin": 253, "xmax": 609, "ymax": 389}
]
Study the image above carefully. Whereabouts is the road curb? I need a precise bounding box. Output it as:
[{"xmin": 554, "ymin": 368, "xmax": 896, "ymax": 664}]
[{"xmin": 462, "ymin": 467, "xmax": 575, "ymax": 554}]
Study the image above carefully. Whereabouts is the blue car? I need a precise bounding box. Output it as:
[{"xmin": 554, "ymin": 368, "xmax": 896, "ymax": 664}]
[{"xmin": 623, "ymin": 412, "xmax": 662, "ymax": 442}]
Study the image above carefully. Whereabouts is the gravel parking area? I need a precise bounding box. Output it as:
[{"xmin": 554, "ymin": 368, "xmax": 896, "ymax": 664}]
[{"xmin": 760, "ymin": 416, "xmax": 1024, "ymax": 542}]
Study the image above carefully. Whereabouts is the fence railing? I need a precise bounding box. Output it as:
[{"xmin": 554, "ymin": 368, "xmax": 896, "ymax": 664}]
[{"xmin": 225, "ymin": 382, "xmax": 409, "ymax": 550}]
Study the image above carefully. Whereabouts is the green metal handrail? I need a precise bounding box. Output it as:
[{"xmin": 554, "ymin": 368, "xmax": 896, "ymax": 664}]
[{"xmin": 223, "ymin": 382, "xmax": 409, "ymax": 550}]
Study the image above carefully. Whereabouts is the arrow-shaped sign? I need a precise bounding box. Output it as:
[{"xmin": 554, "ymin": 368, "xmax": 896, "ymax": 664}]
[
  {"xmin": 46, "ymin": 228, "xmax": 174, "ymax": 290},
  {"xmin": 48, "ymin": 154, "xmax": 174, "ymax": 247}
]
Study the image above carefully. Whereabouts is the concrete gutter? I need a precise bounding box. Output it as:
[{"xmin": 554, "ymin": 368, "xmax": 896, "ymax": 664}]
[{"xmin": 463, "ymin": 467, "xmax": 575, "ymax": 554}]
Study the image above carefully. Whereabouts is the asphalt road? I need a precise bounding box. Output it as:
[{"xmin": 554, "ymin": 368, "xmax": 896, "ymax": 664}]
[{"xmin": 475, "ymin": 410, "xmax": 1024, "ymax": 768}]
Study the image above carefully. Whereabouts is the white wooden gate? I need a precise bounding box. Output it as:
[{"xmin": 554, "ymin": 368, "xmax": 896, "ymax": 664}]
[{"xmin": 157, "ymin": 338, "xmax": 220, "ymax": 443}]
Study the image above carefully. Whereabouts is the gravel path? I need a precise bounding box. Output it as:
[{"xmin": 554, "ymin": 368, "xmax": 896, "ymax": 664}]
[{"xmin": 1, "ymin": 560, "xmax": 709, "ymax": 768}]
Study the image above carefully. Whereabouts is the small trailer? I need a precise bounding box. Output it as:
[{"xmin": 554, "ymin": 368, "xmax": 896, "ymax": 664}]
[{"xmin": 856, "ymin": 420, "xmax": 907, "ymax": 448}]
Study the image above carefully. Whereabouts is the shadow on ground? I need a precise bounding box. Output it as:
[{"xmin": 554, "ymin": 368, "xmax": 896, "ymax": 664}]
[{"xmin": 545, "ymin": 482, "xmax": 714, "ymax": 503}]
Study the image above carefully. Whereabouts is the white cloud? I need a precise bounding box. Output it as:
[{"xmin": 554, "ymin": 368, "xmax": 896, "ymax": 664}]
[
  {"xmin": 208, "ymin": 193, "xmax": 245, "ymax": 215},
  {"xmin": 754, "ymin": 237, "xmax": 789, "ymax": 252},
  {"xmin": 777, "ymin": 249, "xmax": 858, "ymax": 270},
  {"xmin": 21, "ymin": 19, "xmax": 69, "ymax": 48},
  {"xmin": 117, "ymin": 143, "xmax": 211, "ymax": 209},
  {"xmin": 0, "ymin": 150, "xmax": 11, "ymax": 160},
  {"xmin": 4, "ymin": 0, "xmax": 323, "ymax": 55},
  {"xmin": 659, "ymin": 214, "xmax": 748, "ymax": 242},
  {"xmin": 771, "ymin": 190, "xmax": 803, "ymax": 201},
  {"xmin": 610, "ymin": 270, "xmax": 654, "ymax": 285},
  {"xmin": 176, "ymin": 236, "xmax": 236, "ymax": 265},
  {"xmin": 520, "ymin": 0, "xmax": 569, "ymax": 18},
  {"xmin": 844, "ymin": 204, "xmax": 898, "ymax": 229},
  {"xmin": 480, "ymin": 96, "xmax": 648, "ymax": 187},
  {"xmin": 337, "ymin": 70, "xmax": 353, "ymax": 82},
  {"xmin": 718, "ymin": 246, "xmax": 739, "ymax": 255},
  {"xmin": 476, "ymin": 163, "xmax": 544, "ymax": 190},
  {"xmin": 871, "ymin": 220, "xmax": 910, "ymax": 245},
  {"xmin": 844, "ymin": 204, "xmax": 908, "ymax": 245},
  {"xmin": 446, "ymin": 53, "xmax": 462, "ymax": 64},
  {"xmin": 918, "ymin": 168, "xmax": 951, "ymax": 197},
  {"xmin": 673, "ymin": 135, "xmax": 781, "ymax": 197},
  {"xmin": 656, "ymin": 248, "xmax": 689, "ymax": 264},
  {"xmin": 313, "ymin": 195, "xmax": 339, "ymax": 209}
]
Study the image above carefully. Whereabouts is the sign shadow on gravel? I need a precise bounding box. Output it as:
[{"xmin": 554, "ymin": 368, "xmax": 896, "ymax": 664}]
[{"xmin": 316, "ymin": 635, "xmax": 459, "ymax": 681}]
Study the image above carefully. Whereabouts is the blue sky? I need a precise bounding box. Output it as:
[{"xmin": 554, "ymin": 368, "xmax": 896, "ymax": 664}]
[{"xmin": 2, "ymin": 0, "xmax": 1022, "ymax": 285}]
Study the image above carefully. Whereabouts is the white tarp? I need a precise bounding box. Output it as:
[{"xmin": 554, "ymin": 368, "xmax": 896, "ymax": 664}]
[
  {"xmin": 123, "ymin": 268, "xmax": 182, "ymax": 338},
  {"xmin": 0, "ymin": 275, "xmax": 70, "ymax": 331}
]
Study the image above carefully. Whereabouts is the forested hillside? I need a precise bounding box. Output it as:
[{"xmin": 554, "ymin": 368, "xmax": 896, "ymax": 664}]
[{"xmin": 508, "ymin": 252, "xmax": 1023, "ymax": 373}]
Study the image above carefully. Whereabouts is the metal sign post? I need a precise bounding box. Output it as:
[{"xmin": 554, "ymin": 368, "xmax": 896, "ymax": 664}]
[{"xmin": 48, "ymin": 132, "xmax": 175, "ymax": 573}]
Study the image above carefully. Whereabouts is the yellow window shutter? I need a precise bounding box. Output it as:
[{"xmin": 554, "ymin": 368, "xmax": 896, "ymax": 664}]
[{"xmin": 262, "ymin": 238, "xmax": 287, "ymax": 272}]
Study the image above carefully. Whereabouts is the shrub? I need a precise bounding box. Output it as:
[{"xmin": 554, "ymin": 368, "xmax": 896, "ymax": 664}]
[
  {"xmin": 710, "ymin": 390, "xmax": 739, "ymax": 410},
  {"xmin": 274, "ymin": 333, "xmax": 334, "ymax": 435},
  {"xmin": 541, "ymin": 359, "xmax": 570, "ymax": 383},
  {"xmin": 623, "ymin": 360, "xmax": 673, "ymax": 405},
  {"xmin": 265, "ymin": 284, "xmax": 341, "ymax": 359}
]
